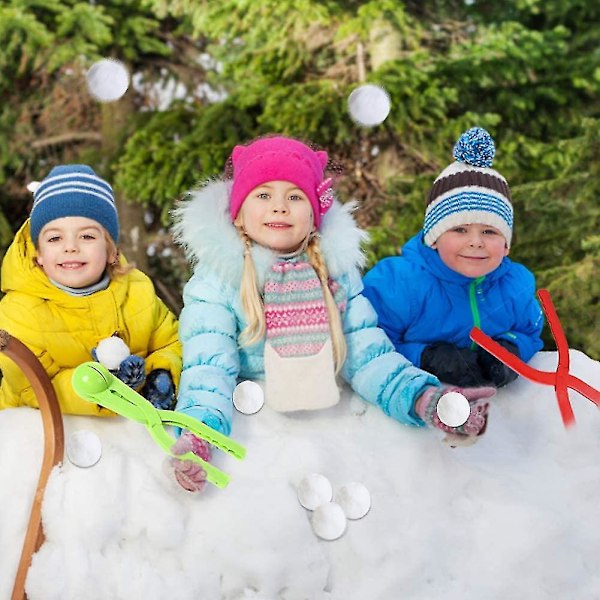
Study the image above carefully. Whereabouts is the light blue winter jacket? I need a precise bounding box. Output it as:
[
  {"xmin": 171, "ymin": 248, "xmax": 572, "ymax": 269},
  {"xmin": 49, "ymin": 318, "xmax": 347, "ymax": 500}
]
[
  {"xmin": 171, "ymin": 182, "xmax": 439, "ymax": 436},
  {"xmin": 363, "ymin": 232, "xmax": 544, "ymax": 367}
]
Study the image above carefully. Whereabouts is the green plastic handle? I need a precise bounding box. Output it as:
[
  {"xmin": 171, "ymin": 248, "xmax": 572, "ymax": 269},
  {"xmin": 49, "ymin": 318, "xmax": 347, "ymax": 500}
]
[
  {"xmin": 157, "ymin": 410, "xmax": 246, "ymax": 460},
  {"xmin": 72, "ymin": 362, "xmax": 245, "ymax": 488}
]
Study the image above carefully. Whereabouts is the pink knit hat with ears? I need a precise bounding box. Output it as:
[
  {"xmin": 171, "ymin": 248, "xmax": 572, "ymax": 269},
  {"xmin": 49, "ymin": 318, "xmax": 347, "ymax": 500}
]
[{"xmin": 229, "ymin": 136, "xmax": 334, "ymax": 229}]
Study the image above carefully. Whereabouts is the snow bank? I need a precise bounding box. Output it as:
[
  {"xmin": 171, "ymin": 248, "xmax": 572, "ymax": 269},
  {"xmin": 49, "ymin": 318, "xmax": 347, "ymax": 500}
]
[{"xmin": 1, "ymin": 350, "xmax": 599, "ymax": 599}]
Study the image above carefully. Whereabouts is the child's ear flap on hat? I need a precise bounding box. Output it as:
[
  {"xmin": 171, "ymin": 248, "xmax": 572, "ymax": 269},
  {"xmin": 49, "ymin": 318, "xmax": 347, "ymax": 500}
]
[{"xmin": 315, "ymin": 150, "xmax": 328, "ymax": 170}]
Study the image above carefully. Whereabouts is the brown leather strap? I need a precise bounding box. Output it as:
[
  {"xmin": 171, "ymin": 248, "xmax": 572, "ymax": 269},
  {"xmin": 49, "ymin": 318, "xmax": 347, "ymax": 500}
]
[{"xmin": 0, "ymin": 331, "xmax": 64, "ymax": 600}]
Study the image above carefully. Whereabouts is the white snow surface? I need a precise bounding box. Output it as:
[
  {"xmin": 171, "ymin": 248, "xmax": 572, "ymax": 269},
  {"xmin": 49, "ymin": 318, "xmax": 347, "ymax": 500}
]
[{"xmin": 1, "ymin": 350, "xmax": 600, "ymax": 600}]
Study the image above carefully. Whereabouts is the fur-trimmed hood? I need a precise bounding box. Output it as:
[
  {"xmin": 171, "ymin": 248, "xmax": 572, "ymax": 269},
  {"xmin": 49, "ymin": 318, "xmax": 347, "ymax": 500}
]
[
  {"xmin": 171, "ymin": 180, "xmax": 368, "ymax": 285},
  {"xmin": 172, "ymin": 180, "xmax": 439, "ymax": 435}
]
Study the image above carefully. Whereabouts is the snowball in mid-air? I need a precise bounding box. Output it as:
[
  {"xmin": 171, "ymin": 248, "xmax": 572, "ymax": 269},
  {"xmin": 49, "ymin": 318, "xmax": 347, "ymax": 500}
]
[
  {"xmin": 233, "ymin": 381, "xmax": 265, "ymax": 415},
  {"xmin": 336, "ymin": 482, "xmax": 371, "ymax": 520},
  {"xmin": 66, "ymin": 430, "xmax": 102, "ymax": 468},
  {"xmin": 311, "ymin": 502, "xmax": 347, "ymax": 541},
  {"xmin": 296, "ymin": 473, "xmax": 333, "ymax": 510},
  {"xmin": 87, "ymin": 58, "xmax": 130, "ymax": 102},
  {"xmin": 347, "ymin": 84, "xmax": 391, "ymax": 127},
  {"xmin": 436, "ymin": 391, "xmax": 471, "ymax": 427},
  {"xmin": 95, "ymin": 336, "xmax": 130, "ymax": 370}
]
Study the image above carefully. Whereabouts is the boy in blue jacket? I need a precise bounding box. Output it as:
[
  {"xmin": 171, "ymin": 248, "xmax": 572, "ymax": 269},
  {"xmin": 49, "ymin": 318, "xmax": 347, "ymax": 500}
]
[{"xmin": 363, "ymin": 127, "xmax": 544, "ymax": 388}]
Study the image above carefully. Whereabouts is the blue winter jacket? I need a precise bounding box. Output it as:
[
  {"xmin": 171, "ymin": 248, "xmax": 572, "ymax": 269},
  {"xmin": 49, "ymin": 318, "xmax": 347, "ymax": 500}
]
[
  {"xmin": 362, "ymin": 232, "xmax": 544, "ymax": 368},
  {"xmin": 171, "ymin": 182, "xmax": 439, "ymax": 436}
]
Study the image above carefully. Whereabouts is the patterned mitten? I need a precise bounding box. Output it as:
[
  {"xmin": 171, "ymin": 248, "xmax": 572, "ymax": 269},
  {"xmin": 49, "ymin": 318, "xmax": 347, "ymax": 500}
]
[
  {"xmin": 143, "ymin": 369, "xmax": 175, "ymax": 410},
  {"xmin": 170, "ymin": 431, "xmax": 213, "ymax": 493},
  {"xmin": 116, "ymin": 354, "xmax": 146, "ymax": 389},
  {"xmin": 415, "ymin": 385, "xmax": 496, "ymax": 437}
]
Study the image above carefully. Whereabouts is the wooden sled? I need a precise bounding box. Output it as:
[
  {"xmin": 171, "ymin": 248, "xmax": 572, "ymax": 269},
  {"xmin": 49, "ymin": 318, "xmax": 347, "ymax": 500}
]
[{"xmin": 0, "ymin": 330, "xmax": 64, "ymax": 600}]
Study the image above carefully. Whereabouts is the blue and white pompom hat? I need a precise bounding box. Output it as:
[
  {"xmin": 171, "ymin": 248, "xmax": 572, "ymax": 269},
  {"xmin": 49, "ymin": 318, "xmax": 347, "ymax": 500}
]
[
  {"xmin": 423, "ymin": 127, "xmax": 513, "ymax": 248},
  {"xmin": 29, "ymin": 164, "xmax": 119, "ymax": 244}
]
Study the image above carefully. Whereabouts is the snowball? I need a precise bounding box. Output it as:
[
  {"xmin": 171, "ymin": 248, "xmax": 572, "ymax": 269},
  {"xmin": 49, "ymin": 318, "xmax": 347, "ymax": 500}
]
[
  {"xmin": 66, "ymin": 430, "xmax": 102, "ymax": 468},
  {"xmin": 296, "ymin": 473, "xmax": 333, "ymax": 510},
  {"xmin": 347, "ymin": 84, "xmax": 391, "ymax": 127},
  {"xmin": 311, "ymin": 502, "xmax": 347, "ymax": 541},
  {"xmin": 436, "ymin": 391, "xmax": 471, "ymax": 427},
  {"xmin": 336, "ymin": 482, "xmax": 371, "ymax": 520},
  {"xmin": 95, "ymin": 336, "xmax": 130, "ymax": 370},
  {"xmin": 87, "ymin": 58, "xmax": 130, "ymax": 102},
  {"xmin": 233, "ymin": 381, "xmax": 265, "ymax": 415}
]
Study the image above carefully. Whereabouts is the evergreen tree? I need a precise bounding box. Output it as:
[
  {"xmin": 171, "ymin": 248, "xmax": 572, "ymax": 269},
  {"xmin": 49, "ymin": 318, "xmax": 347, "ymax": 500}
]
[
  {"xmin": 0, "ymin": 0, "xmax": 201, "ymax": 273},
  {"xmin": 2, "ymin": 0, "xmax": 598, "ymax": 357},
  {"xmin": 517, "ymin": 120, "xmax": 600, "ymax": 356},
  {"xmin": 121, "ymin": 0, "xmax": 600, "ymax": 357}
]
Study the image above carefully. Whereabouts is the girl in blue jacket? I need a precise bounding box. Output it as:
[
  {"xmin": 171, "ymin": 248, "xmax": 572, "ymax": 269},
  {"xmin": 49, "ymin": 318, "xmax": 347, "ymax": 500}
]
[
  {"xmin": 169, "ymin": 136, "xmax": 495, "ymax": 492},
  {"xmin": 363, "ymin": 128, "xmax": 544, "ymax": 390}
]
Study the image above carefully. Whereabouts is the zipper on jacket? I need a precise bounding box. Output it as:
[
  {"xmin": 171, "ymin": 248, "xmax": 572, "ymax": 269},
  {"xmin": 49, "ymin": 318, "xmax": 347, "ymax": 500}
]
[{"xmin": 469, "ymin": 276, "xmax": 485, "ymax": 350}]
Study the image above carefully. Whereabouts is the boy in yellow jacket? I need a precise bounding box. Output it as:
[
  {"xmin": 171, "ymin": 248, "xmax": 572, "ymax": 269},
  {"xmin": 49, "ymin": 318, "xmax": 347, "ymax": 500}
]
[{"xmin": 0, "ymin": 164, "xmax": 181, "ymax": 415}]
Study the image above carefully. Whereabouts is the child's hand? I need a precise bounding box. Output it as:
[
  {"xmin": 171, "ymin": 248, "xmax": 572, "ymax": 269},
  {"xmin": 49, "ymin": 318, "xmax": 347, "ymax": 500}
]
[
  {"xmin": 477, "ymin": 340, "xmax": 519, "ymax": 387},
  {"xmin": 421, "ymin": 342, "xmax": 489, "ymax": 387},
  {"xmin": 170, "ymin": 431, "xmax": 213, "ymax": 493},
  {"xmin": 116, "ymin": 355, "xmax": 146, "ymax": 389},
  {"xmin": 143, "ymin": 369, "xmax": 175, "ymax": 410},
  {"xmin": 415, "ymin": 385, "xmax": 496, "ymax": 438}
]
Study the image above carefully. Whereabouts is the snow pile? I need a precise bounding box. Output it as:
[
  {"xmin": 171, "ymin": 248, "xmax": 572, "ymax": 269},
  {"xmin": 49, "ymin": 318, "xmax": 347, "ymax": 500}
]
[{"xmin": 1, "ymin": 350, "xmax": 600, "ymax": 599}]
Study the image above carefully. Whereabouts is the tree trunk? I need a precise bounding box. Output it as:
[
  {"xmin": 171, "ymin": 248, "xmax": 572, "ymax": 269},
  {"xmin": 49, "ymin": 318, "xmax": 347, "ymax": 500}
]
[
  {"xmin": 369, "ymin": 21, "xmax": 402, "ymax": 71},
  {"xmin": 368, "ymin": 22, "xmax": 405, "ymax": 184},
  {"xmin": 100, "ymin": 94, "xmax": 149, "ymax": 272}
]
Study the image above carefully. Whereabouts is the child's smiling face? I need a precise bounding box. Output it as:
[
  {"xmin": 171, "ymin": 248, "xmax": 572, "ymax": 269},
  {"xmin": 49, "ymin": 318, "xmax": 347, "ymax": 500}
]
[
  {"xmin": 235, "ymin": 180, "xmax": 314, "ymax": 253},
  {"xmin": 432, "ymin": 223, "xmax": 509, "ymax": 278},
  {"xmin": 36, "ymin": 216, "xmax": 116, "ymax": 288}
]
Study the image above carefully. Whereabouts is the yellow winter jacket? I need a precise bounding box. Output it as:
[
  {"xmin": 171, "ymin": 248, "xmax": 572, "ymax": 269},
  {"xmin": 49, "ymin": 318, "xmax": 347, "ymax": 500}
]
[{"xmin": 0, "ymin": 220, "xmax": 181, "ymax": 416}]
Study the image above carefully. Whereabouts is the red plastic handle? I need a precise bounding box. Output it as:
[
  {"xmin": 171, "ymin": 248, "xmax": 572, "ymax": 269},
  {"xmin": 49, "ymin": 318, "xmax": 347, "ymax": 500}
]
[{"xmin": 470, "ymin": 289, "xmax": 600, "ymax": 428}]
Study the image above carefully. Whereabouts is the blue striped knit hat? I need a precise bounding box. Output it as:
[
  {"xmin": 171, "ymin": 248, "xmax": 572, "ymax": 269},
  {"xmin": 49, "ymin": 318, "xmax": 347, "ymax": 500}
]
[
  {"xmin": 30, "ymin": 164, "xmax": 119, "ymax": 244},
  {"xmin": 423, "ymin": 127, "xmax": 513, "ymax": 247}
]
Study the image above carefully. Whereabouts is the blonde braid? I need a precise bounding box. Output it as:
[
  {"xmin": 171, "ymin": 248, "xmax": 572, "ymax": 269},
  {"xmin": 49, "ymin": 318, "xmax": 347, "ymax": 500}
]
[
  {"xmin": 306, "ymin": 236, "xmax": 347, "ymax": 373},
  {"xmin": 237, "ymin": 227, "xmax": 266, "ymax": 346}
]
